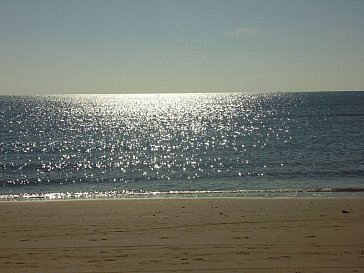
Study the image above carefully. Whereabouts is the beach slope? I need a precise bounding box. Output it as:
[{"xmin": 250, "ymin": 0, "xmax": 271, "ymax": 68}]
[{"xmin": 1, "ymin": 198, "xmax": 364, "ymax": 272}]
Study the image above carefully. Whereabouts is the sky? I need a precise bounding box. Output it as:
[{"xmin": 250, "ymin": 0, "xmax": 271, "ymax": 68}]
[{"xmin": 0, "ymin": 0, "xmax": 364, "ymax": 94}]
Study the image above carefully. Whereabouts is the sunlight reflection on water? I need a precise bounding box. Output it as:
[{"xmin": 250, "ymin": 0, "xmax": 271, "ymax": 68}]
[{"xmin": 1, "ymin": 92, "xmax": 363, "ymax": 195}]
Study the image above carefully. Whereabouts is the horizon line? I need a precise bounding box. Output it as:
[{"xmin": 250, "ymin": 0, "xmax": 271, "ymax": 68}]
[{"xmin": 1, "ymin": 89, "xmax": 364, "ymax": 96}]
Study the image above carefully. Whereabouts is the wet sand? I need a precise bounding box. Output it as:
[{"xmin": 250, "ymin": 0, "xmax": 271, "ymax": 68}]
[{"xmin": 1, "ymin": 198, "xmax": 364, "ymax": 272}]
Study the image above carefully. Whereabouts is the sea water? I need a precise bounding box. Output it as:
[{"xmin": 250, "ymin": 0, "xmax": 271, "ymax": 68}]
[{"xmin": 0, "ymin": 92, "xmax": 363, "ymax": 199}]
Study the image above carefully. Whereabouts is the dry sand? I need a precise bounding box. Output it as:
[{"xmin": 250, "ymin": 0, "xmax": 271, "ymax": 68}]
[{"xmin": 1, "ymin": 198, "xmax": 364, "ymax": 272}]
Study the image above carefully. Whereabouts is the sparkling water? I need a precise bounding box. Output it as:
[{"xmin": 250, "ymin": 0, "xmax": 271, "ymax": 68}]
[{"xmin": 0, "ymin": 92, "xmax": 363, "ymax": 199}]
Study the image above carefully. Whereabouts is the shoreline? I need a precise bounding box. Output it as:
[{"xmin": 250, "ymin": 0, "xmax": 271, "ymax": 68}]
[
  {"xmin": 1, "ymin": 187, "xmax": 364, "ymax": 201},
  {"xmin": 1, "ymin": 198, "xmax": 364, "ymax": 272},
  {"xmin": 2, "ymin": 195, "xmax": 364, "ymax": 203}
]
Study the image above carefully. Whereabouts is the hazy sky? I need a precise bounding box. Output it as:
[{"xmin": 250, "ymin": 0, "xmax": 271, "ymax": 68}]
[{"xmin": 1, "ymin": 0, "xmax": 364, "ymax": 94}]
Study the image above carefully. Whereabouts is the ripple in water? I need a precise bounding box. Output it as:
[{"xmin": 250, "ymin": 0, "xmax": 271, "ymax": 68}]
[{"xmin": 0, "ymin": 92, "xmax": 363, "ymax": 197}]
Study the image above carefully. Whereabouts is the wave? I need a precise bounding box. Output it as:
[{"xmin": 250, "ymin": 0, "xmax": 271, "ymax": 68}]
[{"xmin": 1, "ymin": 187, "xmax": 364, "ymax": 201}]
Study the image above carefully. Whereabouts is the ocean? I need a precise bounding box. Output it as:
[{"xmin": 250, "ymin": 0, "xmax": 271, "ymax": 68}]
[{"xmin": 0, "ymin": 92, "xmax": 363, "ymax": 199}]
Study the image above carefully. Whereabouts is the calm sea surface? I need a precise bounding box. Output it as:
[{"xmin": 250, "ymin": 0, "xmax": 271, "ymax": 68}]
[{"xmin": 1, "ymin": 92, "xmax": 363, "ymax": 199}]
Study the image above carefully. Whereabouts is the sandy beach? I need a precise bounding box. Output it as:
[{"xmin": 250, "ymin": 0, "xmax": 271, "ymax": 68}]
[{"xmin": 1, "ymin": 198, "xmax": 364, "ymax": 272}]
